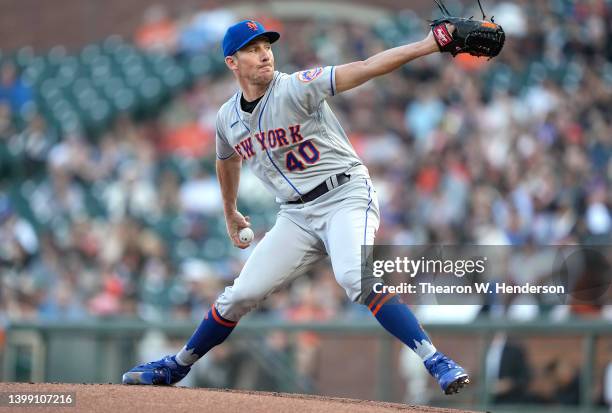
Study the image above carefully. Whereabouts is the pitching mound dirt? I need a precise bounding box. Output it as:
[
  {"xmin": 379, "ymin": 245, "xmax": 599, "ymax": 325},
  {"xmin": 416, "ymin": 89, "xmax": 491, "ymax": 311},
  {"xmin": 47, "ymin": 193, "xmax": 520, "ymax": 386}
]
[{"xmin": 0, "ymin": 382, "xmax": 479, "ymax": 413}]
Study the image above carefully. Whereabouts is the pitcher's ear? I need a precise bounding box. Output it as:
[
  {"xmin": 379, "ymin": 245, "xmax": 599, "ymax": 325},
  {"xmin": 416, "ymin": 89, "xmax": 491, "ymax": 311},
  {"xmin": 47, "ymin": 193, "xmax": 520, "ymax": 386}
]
[{"xmin": 225, "ymin": 55, "xmax": 237, "ymax": 69}]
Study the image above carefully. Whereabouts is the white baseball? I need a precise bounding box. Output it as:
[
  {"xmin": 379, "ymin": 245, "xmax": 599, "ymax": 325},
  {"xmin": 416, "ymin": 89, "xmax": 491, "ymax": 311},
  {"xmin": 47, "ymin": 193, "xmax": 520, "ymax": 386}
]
[{"xmin": 239, "ymin": 227, "xmax": 254, "ymax": 243}]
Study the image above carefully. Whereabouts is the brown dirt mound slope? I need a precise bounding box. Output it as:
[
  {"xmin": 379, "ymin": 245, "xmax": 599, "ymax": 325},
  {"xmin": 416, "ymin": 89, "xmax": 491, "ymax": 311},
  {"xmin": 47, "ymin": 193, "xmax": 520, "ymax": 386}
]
[{"xmin": 0, "ymin": 382, "xmax": 480, "ymax": 413}]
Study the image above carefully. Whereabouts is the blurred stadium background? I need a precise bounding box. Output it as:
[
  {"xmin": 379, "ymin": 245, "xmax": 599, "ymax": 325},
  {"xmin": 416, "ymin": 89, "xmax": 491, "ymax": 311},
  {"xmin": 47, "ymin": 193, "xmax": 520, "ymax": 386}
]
[{"xmin": 0, "ymin": 0, "xmax": 611, "ymax": 411}]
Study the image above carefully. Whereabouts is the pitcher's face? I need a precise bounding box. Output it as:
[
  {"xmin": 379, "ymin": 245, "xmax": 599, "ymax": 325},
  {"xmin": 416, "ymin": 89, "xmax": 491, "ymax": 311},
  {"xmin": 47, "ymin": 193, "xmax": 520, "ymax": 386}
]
[{"xmin": 226, "ymin": 37, "xmax": 275, "ymax": 87}]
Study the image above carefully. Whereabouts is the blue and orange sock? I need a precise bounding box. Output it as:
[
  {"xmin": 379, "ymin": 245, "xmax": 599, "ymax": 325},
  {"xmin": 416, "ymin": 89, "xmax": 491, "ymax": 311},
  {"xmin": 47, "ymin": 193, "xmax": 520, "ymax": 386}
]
[
  {"xmin": 175, "ymin": 304, "xmax": 237, "ymax": 366},
  {"xmin": 366, "ymin": 292, "xmax": 436, "ymax": 360}
]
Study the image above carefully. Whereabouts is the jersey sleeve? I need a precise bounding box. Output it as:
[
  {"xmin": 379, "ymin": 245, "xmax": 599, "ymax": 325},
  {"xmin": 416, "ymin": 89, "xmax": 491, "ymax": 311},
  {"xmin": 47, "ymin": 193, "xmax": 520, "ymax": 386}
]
[
  {"xmin": 215, "ymin": 113, "xmax": 235, "ymax": 160},
  {"xmin": 286, "ymin": 66, "xmax": 336, "ymax": 114}
]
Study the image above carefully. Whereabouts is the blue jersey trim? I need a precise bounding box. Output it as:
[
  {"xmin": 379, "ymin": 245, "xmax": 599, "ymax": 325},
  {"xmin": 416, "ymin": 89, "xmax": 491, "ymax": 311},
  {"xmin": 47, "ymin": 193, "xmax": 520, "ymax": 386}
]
[
  {"xmin": 330, "ymin": 66, "xmax": 336, "ymax": 96},
  {"xmin": 230, "ymin": 120, "xmax": 239, "ymax": 128},
  {"xmin": 363, "ymin": 178, "xmax": 373, "ymax": 245},
  {"xmin": 258, "ymin": 75, "xmax": 303, "ymax": 198}
]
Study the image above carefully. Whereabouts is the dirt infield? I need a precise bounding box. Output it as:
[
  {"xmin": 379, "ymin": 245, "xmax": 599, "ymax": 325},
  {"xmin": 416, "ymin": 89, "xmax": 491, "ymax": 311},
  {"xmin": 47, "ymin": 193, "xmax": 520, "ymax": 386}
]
[{"xmin": 0, "ymin": 383, "xmax": 480, "ymax": 413}]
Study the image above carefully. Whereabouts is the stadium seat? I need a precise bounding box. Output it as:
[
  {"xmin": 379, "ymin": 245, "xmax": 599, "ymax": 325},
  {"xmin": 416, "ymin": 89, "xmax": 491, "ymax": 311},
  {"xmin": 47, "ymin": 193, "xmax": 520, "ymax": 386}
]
[
  {"xmin": 80, "ymin": 44, "xmax": 102, "ymax": 66},
  {"xmin": 56, "ymin": 57, "xmax": 79, "ymax": 88},
  {"xmin": 22, "ymin": 57, "xmax": 48, "ymax": 86},
  {"xmin": 47, "ymin": 46, "xmax": 68, "ymax": 67},
  {"xmin": 14, "ymin": 46, "xmax": 35, "ymax": 69},
  {"xmin": 102, "ymin": 35, "xmax": 125, "ymax": 55}
]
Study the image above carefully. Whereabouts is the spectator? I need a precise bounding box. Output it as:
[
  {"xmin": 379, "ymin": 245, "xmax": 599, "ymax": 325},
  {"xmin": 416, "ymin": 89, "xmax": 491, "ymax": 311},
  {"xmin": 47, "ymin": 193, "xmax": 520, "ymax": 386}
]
[
  {"xmin": 486, "ymin": 333, "xmax": 534, "ymax": 404},
  {"xmin": 604, "ymin": 359, "xmax": 612, "ymax": 411},
  {"xmin": 543, "ymin": 358, "xmax": 581, "ymax": 405},
  {"xmin": 177, "ymin": 9, "xmax": 236, "ymax": 55},
  {"xmin": 179, "ymin": 165, "xmax": 223, "ymax": 216},
  {"xmin": 0, "ymin": 198, "xmax": 38, "ymax": 268},
  {"xmin": 0, "ymin": 62, "xmax": 33, "ymax": 116},
  {"xmin": 9, "ymin": 112, "xmax": 54, "ymax": 179},
  {"xmin": 135, "ymin": 5, "xmax": 178, "ymax": 54},
  {"xmin": 0, "ymin": 102, "xmax": 16, "ymax": 139}
]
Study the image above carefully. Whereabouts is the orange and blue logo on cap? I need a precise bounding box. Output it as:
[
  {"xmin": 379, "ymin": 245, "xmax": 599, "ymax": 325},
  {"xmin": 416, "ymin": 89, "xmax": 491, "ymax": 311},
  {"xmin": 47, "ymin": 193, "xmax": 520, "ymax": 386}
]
[
  {"xmin": 246, "ymin": 21, "xmax": 259, "ymax": 31},
  {"xmin": 298, "ymin": 67, "xmax": 323, "ymax": 82}
]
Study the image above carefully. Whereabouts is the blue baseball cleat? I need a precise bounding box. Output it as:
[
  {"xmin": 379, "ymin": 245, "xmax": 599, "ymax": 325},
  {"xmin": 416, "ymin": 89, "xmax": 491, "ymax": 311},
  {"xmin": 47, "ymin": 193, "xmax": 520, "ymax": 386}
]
[
  {"xmin": 122, "ymin": 355, "xmax": 191, "ymax": 385},
  {"xmin": 424, "ymin": 351, "xmax": 470, "ymax": 395}
]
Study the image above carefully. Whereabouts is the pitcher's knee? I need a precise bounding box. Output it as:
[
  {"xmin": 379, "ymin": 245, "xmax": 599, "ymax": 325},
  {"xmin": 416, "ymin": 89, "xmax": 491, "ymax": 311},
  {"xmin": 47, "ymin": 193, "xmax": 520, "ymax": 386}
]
[
  {"xmin": 334, "ymin": 267, "xmax": 382, "ymax": 305},
  {"xmin": 215, "ymin": 286, "xmax": 267, "ymax": 321},
  {"xmin": 334, "ymin": 271, "xmax": 364, "ymax": 303}
]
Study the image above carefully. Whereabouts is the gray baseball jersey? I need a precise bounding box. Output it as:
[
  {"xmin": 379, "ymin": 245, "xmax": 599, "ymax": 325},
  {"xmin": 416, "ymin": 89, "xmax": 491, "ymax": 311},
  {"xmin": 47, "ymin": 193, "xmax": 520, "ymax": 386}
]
[
  {"xmin": 213, "ymin": 66, "xmax": 380, "ymax": 321},
  {"xmin": 215, "ymin": 66, "xmax": 367, "ymax": 202}
]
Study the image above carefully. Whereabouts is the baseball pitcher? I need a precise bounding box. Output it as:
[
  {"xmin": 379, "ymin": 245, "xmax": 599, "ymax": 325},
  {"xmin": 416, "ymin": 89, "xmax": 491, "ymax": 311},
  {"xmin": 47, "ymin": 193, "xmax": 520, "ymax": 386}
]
[{"xmin": 123, "ymin": 7, "xmax": 504, "ymax": 395}]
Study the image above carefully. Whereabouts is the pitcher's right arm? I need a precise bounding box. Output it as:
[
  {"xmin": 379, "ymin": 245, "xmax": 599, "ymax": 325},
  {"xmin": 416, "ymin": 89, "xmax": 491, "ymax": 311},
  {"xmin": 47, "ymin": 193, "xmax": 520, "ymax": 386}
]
[{"xmin": 216, "ymin": 153, "xmax": 251, "ymax": 249}]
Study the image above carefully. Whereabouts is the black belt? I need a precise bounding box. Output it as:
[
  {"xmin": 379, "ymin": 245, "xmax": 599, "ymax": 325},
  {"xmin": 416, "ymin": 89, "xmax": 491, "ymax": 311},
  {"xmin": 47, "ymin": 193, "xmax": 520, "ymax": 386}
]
[{"xmin": 286, "ymin": 173, "xmax": 351, "ymax": 204}]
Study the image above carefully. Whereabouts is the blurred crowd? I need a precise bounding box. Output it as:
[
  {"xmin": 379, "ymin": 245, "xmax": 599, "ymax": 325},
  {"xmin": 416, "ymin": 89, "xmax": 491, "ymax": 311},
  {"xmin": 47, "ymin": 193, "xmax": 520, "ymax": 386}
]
[
  {"xmin": 0, "ymin": 0, "xmax": 611, "ymax": 407},
  {"xmin": 1, "ymin": 0, "xmax": 611, "ymax": 322},
  {"xmin": 0, "ymin": 0, "xmax": 611, "ymax": 401}
]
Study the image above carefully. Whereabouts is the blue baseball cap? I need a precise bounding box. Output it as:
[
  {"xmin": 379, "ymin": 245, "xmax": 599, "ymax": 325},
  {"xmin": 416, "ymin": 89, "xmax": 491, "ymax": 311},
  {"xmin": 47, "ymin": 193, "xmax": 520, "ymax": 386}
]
[{"xmin": 222, "ymin": 20, "xmax": 280, "ymax": 57}]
